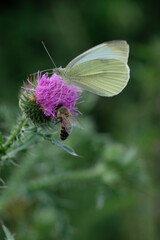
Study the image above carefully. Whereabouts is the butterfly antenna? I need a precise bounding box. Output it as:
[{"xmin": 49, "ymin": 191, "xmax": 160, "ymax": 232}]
[{"xmin": 41, "ymin": 41, "xmax": 57, "ymax": 69}]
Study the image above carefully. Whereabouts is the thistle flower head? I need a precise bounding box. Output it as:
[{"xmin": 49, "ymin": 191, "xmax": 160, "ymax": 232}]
[
  {"xmin": 19, "ymin": 72, "xmax": 82, "ymax": 124},
  {"xmin": 36, "ymin": 72, "xmax": 82, "ymax": 118}
]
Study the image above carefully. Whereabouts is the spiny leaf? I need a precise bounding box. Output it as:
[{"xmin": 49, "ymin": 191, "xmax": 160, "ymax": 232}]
[
  {"xmin": 41, "ymin": 133, "xmax": 78, "ymax": 156},
  {"xmin": 51, "ymin": 138, "xmax": 79, "ymax": 156},
  {"xmin": 2, "ymin": 224, "xmax": 15, "ymax": 240}
]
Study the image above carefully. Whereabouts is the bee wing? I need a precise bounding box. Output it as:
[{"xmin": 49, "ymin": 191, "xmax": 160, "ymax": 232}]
[
  {"xmin": 68, "ymin": 115, "xmax": 83, "ymax": 129},
  {"xmin": 62, "ymin": 116, "xmax": 73, "ymax": 134},
  {"xmin": 63, "ymin": 115, "xmax": 83, "ymax": 134}
]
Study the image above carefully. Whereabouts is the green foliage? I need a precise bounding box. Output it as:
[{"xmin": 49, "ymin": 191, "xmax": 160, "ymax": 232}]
[
  {"xmin": 0, "ymin": 0, "xmax": 160, "ymax": 240},
  {"xmin": 0, "ymin": 108, "xmax": 151, "ymax": 240},
  {"xmin": 0, "ymin": 132, "xmax": 2, "ymax": 149},
  {"xmin": 0, "ymin": 112, "xmax": 78, "ymax": 163}
]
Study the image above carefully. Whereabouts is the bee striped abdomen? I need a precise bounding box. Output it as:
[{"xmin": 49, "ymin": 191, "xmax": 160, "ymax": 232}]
[{"xmin": 60, "ymin": 126, "xmax": 69, "ymax": 140}]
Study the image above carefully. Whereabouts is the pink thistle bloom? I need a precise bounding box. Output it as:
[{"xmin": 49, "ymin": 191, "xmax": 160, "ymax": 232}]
[{"xmin": 23, "ymin": 72, "xmax": 82, "ymax": 119}]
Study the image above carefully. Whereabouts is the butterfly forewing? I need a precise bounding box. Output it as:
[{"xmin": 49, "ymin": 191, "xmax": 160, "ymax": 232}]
[
  {"xmin": 61, "ymin": 40, "xmax": 130, "ymax": 97},
  {"xmin": 65, "ymin": 41, "xmax": 129, "ymax": 72}
]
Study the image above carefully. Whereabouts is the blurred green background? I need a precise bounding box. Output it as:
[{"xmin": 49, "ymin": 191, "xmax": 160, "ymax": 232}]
[{"xmin": 0, "ymin": 0, "xmax": 160, "ymax": 239}]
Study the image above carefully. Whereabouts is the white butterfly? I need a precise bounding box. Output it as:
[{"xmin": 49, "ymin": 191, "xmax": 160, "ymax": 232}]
[{"xmin": 45, "ymin": 40, "xmax": 130, "ymax": 97}]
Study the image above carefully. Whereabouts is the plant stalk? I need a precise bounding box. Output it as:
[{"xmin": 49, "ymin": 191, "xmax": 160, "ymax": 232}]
[{"xmin": 1, "ymin": 115, "xmax": 26, "ymax": 154}]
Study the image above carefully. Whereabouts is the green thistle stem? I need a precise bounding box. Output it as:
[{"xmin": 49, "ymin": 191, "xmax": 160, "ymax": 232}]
[{"xmin": 1, "ymin": 115, "xmax": 26, "ymax": 154}]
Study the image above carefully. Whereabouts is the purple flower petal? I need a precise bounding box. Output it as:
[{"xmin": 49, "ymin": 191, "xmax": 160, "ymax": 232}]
[{"xmin": 23, "ymin": 72, "xmax": 82, "ymax": 119}]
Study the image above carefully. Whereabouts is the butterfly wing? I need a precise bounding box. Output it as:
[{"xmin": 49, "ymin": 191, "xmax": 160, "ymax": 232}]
[{"xmin": 63, "ymin": 41, "xmax": 130, "ymax": 97}]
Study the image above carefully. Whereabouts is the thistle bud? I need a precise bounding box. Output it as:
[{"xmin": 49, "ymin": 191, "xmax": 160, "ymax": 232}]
[{"xmin": 19, "ymin": 84, "xmax": 51, "ymax": 125}]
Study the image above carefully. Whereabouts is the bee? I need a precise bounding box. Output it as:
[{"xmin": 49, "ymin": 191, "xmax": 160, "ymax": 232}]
[{"xmin": 55, "ymin": 104, "xmax": 81, "ymax": 140}]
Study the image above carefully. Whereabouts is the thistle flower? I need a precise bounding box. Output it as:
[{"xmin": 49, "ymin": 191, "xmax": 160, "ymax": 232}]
[{"xmin": 19, "ymin": 72, "xmax": 82, "ymax": 124}]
